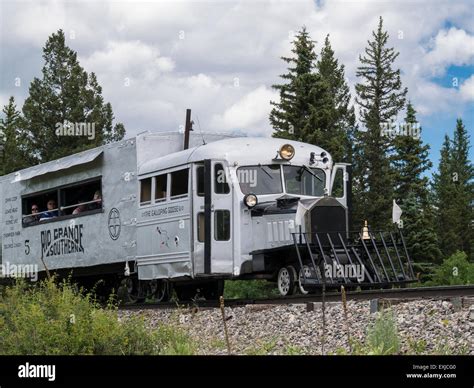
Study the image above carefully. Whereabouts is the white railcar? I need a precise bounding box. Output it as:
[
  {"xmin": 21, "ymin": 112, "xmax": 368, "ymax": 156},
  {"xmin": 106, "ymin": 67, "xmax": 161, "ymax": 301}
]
[{"xmin": 0, "ymin": 129, "xmax": 414, "ymax": 300}]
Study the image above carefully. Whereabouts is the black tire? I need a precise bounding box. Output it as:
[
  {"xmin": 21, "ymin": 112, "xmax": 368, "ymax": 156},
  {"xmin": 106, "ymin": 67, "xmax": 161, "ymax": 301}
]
[{"xmin": 277, "ymin": 266, "xmax": 296, "ymax": 296}]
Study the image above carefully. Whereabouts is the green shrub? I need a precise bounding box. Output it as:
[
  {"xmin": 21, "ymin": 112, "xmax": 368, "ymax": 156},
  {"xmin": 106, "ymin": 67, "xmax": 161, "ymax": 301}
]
[
  {"xmin": 224, "ymin": 280, "xmax": 278, "ymax": 299},
  {"xmin": 365, "ymin": 309, "xmax": 400, "ymax": 355},
  {"xmin": 427, "ymin": 251, "xmax": 474, "ymax": 286},
  {"xmin": 0, "ymin": 278, "xmax": 195, "ymax": 355},
  {"xmin": 411, "ymin": 262, "xmax": 436, "ymax": 283}
]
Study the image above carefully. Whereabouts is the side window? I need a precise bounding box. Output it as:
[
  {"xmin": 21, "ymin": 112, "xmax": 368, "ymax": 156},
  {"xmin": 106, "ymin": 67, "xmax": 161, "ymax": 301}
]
[
  {"xmin": 22, "ymin": 190, "xmax": 58, "ymax": 226},
  {"xmin": 155, "ymin": 174, "xmax": 167, "ymax": 202},
  {"xmin": 214, "ymin": 210, "xmax": 230, "ymax": 241},
  {"xmin": 61, "ymin": 179, "xmax": 102, "ymax": 215},
  {"xmin": 196, "ymin": 165, "xmax": 204, "ymax": 197},
  {"xmin": 170, "ymin": 169, "xmax": 189, "ymax": 199},
  {"xmin": 22, "ymin": 178, "xmax": 102, "ymax": 226},
  {"xmin": 332, "ymin": 168, "xmax": 344, "ymax": 198},
  {"xmin": 214, "ymin": 163, "xmax": 230, "ymax": 194},
  {"xmin": 197, "ymin": 212, "xmax": 205, "ymax": 242},
  {"xmin": 140, "ymin": 178, "xmax": 152, "ymax": 205}
]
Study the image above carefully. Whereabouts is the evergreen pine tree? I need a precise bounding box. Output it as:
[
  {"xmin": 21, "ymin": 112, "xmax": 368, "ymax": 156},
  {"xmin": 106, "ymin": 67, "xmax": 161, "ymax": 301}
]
[
  {"xmin": 270, "ymin": 29, "xmax": 356, "ymax": 166},
  {"xmin": 450, "ymin": 119, "xmax": 473, "ymax": 258},
  {"xmin": 393, "ymin": 102, "xmax": 440, "ymax": 263},
  {"xmin": 353, "ymin": 16, "xmax": 407, "ymax": 230},
  {"xmin": 393, "ymin": 102, "xmax": 431, "ymax": 204},
  {"xmin": 432, "ymin": 134, "xmax": 463, "ymax": 257},
  {"xmin": 22, "ymin": 30, "xmax": 125, "ymax": 163},
  {"xmin": 269, "ymin": 27, "xmax": 319, "ymax": 141},
  {"xmin": 402, "ymin": 191, "xmax": 442, "ymax": 265},
  {"xmin": 0, "ymin": 97, "xmax": 36, "ymax": 175},
  {"xmin": 307, "ymin": 35, "xmax": 356, "ymax": 163}
]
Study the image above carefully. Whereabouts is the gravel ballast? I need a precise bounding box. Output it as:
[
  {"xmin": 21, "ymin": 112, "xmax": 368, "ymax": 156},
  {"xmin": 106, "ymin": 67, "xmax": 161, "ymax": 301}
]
[{"xmin": 120, "ymin": 298, "xmax": 474, "ymax": 355}]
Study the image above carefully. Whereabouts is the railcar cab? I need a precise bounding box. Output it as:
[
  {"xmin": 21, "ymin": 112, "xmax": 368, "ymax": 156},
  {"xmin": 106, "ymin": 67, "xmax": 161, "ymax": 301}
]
[{"xmin": 136, "ymin": 137, "xmax": 350, "ymax": 294}]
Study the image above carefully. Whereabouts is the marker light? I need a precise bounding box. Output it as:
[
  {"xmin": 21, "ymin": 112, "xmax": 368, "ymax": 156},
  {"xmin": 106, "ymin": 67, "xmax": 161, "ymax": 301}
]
[
  {"xmin": 279, "ymin": 144, "xmax": 295, "ymax": 160},
  {"xmin": 244, "ymin": 193, "xmax": 258, "ymax": 208}
]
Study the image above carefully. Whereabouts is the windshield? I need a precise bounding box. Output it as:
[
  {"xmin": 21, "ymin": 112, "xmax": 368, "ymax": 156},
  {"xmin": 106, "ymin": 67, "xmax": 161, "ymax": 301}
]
[
  {"xmin": 237, "ymin": 164, "xmax": 326, "ymax": 197},
  {"xmin": 237, "ymin": 165, "xmax": 282, "ymax": 195},
  {"xmin": 283, "ymin": 166, "xmax": 325, "ymax": 196}
]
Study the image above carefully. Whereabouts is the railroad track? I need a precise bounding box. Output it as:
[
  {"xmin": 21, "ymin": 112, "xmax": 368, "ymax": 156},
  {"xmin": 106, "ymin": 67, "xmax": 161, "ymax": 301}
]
[{"xmin": 120, "ymin": 284, "xmax": 474, "ymax": 310}]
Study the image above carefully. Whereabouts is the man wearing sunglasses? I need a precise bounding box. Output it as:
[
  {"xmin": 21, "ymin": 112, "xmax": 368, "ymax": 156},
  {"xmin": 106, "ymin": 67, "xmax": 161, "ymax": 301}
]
[{"xmin": 23, "ymin": 204, "xmax": 40, "ymax": 225}]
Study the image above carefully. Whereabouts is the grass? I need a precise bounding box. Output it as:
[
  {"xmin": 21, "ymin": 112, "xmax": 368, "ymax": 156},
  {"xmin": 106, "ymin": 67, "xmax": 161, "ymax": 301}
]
[
  {"xmin": 0, "ymin": 278, "xmax": 195, "ymax": 355},
  {"xmin": 224, "ymin": 279, "xmax": 278, "ymax": 299}
]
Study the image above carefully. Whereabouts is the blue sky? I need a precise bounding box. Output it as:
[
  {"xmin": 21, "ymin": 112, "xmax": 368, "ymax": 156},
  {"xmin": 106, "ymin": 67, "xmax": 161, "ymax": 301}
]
[
  {"xmin": 422, "ymin": 64, "xmax": 473, "ymax": 170},
  {"xmin": 0, "ymin": 0, "xmax": 472, "ymax": 177}
]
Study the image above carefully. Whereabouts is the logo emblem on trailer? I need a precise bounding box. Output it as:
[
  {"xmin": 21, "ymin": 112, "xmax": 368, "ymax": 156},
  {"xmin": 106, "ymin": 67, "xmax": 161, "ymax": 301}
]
[{"xmin": 108, "ymin": 208, "xmax": 121, "ymax": 240}]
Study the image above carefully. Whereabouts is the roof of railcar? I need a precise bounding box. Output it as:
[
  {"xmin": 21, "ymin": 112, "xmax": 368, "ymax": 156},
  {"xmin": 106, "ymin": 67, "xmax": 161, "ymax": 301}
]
[{"xmin": 138, "ymin": 137, "xmax": 332, "ymax": 176}]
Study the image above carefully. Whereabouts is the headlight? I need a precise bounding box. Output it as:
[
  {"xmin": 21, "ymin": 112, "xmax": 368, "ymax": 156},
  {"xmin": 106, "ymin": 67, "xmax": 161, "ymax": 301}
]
[
  {"xmin": 244, "ymin": 193, "xmax": 258, "ymax": 208},
  {"xmin": 279, "ymin": 144, "xmax": 295, "ymax": 160}
]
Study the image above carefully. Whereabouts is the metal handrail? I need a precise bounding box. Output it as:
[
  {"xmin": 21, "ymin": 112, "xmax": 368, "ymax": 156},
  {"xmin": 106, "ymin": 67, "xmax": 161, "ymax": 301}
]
[
  {"xmin": 22, "ymin": 199, "xmax": 101, "ymax": 218},
  {"xmin": 22, "ymin": 208, "xmax": 60, "ymax": 218},
  {"xmin": 60, "ymin": 199, "xmax": 101, "ymax": 211}
]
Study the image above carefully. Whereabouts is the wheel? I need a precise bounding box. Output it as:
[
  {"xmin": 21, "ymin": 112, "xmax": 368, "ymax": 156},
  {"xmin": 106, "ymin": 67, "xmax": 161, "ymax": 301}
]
[
  {"xmin": 118, "ymin": 277, "xmax": 144, "ymax": 303},
  {"xmin": 148, "ymin": 279, "xmax": 170, "ymax": 302},
  {"xmin": 174, "ymin": 284, "xmax": 197, "ymax": 301},
  {"xmin": 298, "ymin": 265, "xmax": 312, "ymax": 295},
  {"xmin": 201, "ymin": 280, "xmax": 225, "ymax": 300},
  {"xmin": 277, "ymin": 266, "xmax": 296, "ymax": 296}
]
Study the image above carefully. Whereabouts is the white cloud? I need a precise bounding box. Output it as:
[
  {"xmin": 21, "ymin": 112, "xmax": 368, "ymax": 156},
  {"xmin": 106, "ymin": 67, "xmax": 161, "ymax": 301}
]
[
  {"xmin": 1, "ymin": 0, "xmax": 472, "ymax": 138},
  {"xmin": 460, "ymin": 75, "xmax": 474, "ymax": 101},
  {"xmin": 423, "ymin": 27, "xmax": 474, "ymax": 77},
  {"xmin": 80, "ymin": 40, "xmax": 175, "ymax": 81},
  {"xmin": 210, "ymin": 85, "xmax": 278, "ymax": 135}
]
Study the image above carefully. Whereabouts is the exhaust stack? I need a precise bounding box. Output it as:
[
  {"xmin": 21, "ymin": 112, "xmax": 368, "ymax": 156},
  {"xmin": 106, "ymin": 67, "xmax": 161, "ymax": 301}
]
[{"xmin": 183, "ymin": 108, "xmax": 193, "ymax": 150}]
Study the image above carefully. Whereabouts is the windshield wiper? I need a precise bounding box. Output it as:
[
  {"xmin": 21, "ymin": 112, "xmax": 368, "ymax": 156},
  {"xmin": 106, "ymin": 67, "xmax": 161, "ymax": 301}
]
[
  {"xmin": 258, "ymin": 166, "xmax": 274, "ymax": 180},
  {"xmin": 299, "ymin": 165, "xmax": 323, "ymax": 182}
]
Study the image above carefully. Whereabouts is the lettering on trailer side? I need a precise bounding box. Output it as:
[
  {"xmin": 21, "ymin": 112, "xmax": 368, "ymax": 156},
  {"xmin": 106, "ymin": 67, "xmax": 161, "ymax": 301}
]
[{"xmin": 40, "ymin": 224, "xmax": 85, "ymax": 257}]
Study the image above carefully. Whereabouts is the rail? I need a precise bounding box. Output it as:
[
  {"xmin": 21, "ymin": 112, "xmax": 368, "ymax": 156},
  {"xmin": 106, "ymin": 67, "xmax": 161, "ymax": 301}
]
[{"xmin": 120, "ymin": 285, "xmax": 474, "ymax": 310}]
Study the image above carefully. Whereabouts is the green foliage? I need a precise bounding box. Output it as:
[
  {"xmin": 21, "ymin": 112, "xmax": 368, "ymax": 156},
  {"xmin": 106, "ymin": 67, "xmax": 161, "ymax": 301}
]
[
  {"xmin": 393, "ymin": 103, "xmax": 432, "ymax": 204},
  {"xmin": 401, "ymin": 191, "xmax": 441, "ymax": 264},
  {"xmin": 270, "ymin": 27, "xmax": 318, "ymax": 141},
  {"xmin": 306, "ymin": 34, "xmax": 356, "ymax": 163},
  {"xmin": 365, "ymin": 309, "xmax": 400, "ymax": 355},
  {"xmin": 411, "ymin": 261, "xmax": 436, "ymax": 283},
  {"xmin": 406, "ymin": 337, "xmax": 427, "ymax": 355},
  {"xmin": 18, "ymin": 29, "xmax": 125, "ymax": 165},
  {"xmin": 394, "ymin": 103, "xmax": 440, "ymax": 263},
  {"xmin": 432, "ymin": 340, "xmax": 468, "ymax": 355},
  {"xmin": 269, "ymin": 28, "xmax": 355, "ymax": 163},
  {"xmin": 223, "ymin": 280, "xmax": 278, "ymax": 299},
  {"xmin": 283, "ymin": 344, "xmax": 305, "ymax": 355},
  {"xmin": 433, "ymin": 119, "xmax": 473, "ymax": 259},
  {"xmin": 353, "ymin": 16, "xmax": 407, "ymax": 230},
  {"xmin": 0, "ymin": 278, "xmax": 194, "ymax": 355},
  {"xmin": 245, "ymin": 337, "xmax": 278, "ymax": 355},
  {"xmin": 0, "ymin": 97, "xmax": 35, "ymax": 175},
  {"xmin": 427, "ymin": 251, "xmax": 474, "ymax": 286}
]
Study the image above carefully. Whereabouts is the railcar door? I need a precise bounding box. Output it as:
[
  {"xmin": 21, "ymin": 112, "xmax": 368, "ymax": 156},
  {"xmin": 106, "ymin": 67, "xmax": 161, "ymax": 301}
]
[
  {"xmin": 192, "ymin": 160, "xmax": 233, "ymax": 276},
  {"xmin": 330, "ymin": 163, "xmax": 350, "ymax": 208}
]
